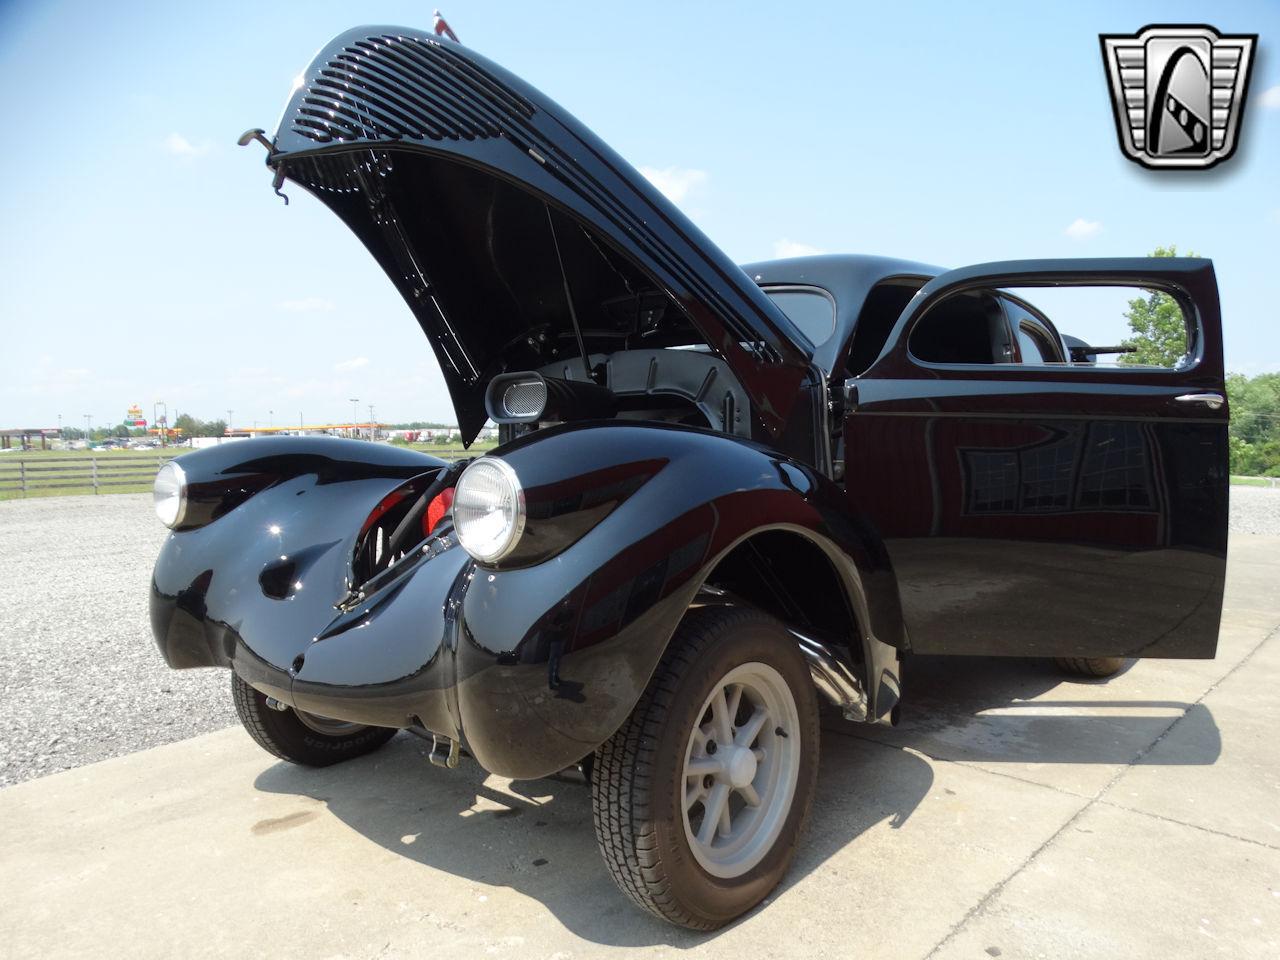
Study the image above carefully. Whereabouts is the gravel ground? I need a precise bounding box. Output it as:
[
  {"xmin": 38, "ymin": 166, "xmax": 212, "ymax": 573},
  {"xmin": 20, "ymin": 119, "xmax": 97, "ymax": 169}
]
[
  {"xmin": 1227, "ymin": 483, "xmax": 1280, "ymax": 535},
  {"xmin": 2, "ymin": 485, "xmax": 1278, "ymax": 788},
  {"xmin": 0, "ymin": 495, "xmax": 234, "ymax": 787}
]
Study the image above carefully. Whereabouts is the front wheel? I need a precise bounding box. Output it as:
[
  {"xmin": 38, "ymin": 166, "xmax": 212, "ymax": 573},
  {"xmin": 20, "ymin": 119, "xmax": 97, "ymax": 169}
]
[
  {"xmin": 591, "ymin": 607, "xmax": 819, "ymax": 930},
  {"xmin": 231, "ymin": 674, "xmax": 397, "ymax": 766}
]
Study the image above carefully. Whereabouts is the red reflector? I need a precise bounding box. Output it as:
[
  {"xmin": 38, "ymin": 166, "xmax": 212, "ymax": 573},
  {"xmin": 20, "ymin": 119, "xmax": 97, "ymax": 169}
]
[{"xmin": 425, "ymin": 487, "xmax": 455, "ymax": 534}]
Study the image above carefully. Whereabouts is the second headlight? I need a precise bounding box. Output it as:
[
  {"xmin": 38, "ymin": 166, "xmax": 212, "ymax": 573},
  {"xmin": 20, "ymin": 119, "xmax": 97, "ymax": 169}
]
[
  {"xmin": 153, "ymin": 459, "xmax": 188, "ymax": 528},
  {"xmin": 453, "ymin": 457, "xmax": 526, "ymax": 563}
]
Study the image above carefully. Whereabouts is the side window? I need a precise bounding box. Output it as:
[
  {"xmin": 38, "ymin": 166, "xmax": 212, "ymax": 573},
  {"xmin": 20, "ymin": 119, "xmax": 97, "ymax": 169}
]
[
  {"xmin": 910, "ymin": 284, "xmax": 1199, "ymax": 372},
  {"xmin": 847, "ymin": 280, "xmax": 924, "ymax": 376},
  {"xmin": 909, "ymin": 290, "xmax": 1012, "ymax": 365},
  {"xmin": 998, "ymin": 286, "xmax": 1196, "ymax": 370},
  {"xmin": 1016, "ymin": 326, "xmax": 1047, "ymax": 363},
  {"xmin": 763, "ymin": 287, "xmax": 836, "ymax": 349},
  {"xmin": 1004, "ymin": 298, "xmax": 1066, "ymax": 364}
]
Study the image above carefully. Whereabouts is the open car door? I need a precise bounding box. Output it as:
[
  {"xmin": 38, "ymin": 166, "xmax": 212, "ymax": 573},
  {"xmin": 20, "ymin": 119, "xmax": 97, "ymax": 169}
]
[{"xmin": 844, "ymin": 258, "xmax": 1228, "ymax": 659}]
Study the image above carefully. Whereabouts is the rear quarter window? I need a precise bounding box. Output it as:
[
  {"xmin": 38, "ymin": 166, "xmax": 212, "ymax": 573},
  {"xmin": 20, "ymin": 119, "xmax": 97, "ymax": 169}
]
[{"xmin": 764, "ymin": 287, "xmax": 837, "ymax": 349}]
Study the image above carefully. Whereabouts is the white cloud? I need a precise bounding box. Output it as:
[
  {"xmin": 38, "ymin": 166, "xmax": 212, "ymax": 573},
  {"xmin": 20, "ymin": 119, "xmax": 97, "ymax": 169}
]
[
  {"xmin": 638, "ymin": 165, "xmax": 708, "ymax": 204},
  {"xmin": 1064, "ymin": 217, "xmax": 1103, "ymax": 240},
  {"xmin": 163, "ymin": 133, "xmax": 210, "ymax": 158},
  {"xmin": 1259, "ymin": 85, "xmax": 1280, "ymax": 109},
  {"xmin": 334, "ymin": 357, "xmax": 370, "ymax": 372},
  {"xmin": 772, "ymin": 238, "xmax": 825, "ymax": 258},
  {"xmin": 278, "ymin": 297, "xmax": 336, "ymax": 313}
]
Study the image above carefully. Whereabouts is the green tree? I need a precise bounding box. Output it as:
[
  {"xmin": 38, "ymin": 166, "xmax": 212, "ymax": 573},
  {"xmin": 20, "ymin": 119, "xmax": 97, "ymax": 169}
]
[
  {"xmin": 171, "ymin": 413, "xmax": 228, "ymax": 438},
  {"xmin": 173, "ymin": 413, "xmax": 201, "ymax": 437},
  {"xmin": 1226, "ymin": 372, "xmax": 1280, "ymax": 475},
  {"xmin": 1119, "ymin": 246, "xmax": 1199, "ymax": 368}
]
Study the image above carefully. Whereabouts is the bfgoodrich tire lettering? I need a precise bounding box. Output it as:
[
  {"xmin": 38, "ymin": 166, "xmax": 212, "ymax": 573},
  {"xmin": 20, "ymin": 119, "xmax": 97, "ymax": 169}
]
[
  {"xmin": 591, "ymin": 606, "xmax": 820, "ymax": 930},
  {"xmin": 231, "ymin": 674, "xmax": 397, "ymax": 766}
]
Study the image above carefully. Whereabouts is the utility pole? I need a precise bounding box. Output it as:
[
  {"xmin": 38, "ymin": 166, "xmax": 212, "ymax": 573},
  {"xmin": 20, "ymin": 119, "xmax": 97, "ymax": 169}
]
[
  {"xmin": 349, "ymin": 398, "xmax": 360, "ymax": 439},
  {"xmin": 83, "ymin": 414, "xmax": 92, "ymax": 446},
  {"xmin": 368, "ymin": 404, "xmax": 375, "ymax": 441},
  {"xmin": 227, "ymin": 410, "xmax": 233, "ymax": 436},
  {"xmin": 268, "ymin": 409, "xmax": 273, "ymax": 429},
  {"xmin": 154, "ymin": 400, "xmax": 167, "ymax": 447}
]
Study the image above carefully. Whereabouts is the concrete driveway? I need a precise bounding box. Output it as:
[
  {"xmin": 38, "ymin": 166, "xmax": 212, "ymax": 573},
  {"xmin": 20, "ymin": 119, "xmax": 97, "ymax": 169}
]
[{"xmin": 2, "ymin": 537, "xmax": 1278, "ymax": 959}]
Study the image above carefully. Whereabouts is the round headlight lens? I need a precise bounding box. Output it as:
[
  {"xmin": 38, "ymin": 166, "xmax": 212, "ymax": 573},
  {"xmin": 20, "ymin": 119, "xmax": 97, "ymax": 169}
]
[
  {"xmin": 153, "ymin": 460, "xmax": 188, "ymax": 528},
  {"xmin": 453, "ymin": 458, "xmax": 525, "ymax": 563}
]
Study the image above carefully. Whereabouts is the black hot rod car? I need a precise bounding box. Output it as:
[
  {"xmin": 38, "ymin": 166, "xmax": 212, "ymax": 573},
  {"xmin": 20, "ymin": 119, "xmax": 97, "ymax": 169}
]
[{"xmin": 149, "ymin": 26, "xmax": 1228, "ymax": 930}]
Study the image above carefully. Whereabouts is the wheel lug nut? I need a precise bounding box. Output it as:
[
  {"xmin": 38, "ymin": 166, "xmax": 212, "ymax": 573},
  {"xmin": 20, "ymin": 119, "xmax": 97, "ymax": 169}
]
[
  {"xmin": 703, "ymin": 775, "xmax": 714, "ymax": 789},
  {"xmin": 706, "ymin": 740, "xmax": 717, "ymax": 754}
]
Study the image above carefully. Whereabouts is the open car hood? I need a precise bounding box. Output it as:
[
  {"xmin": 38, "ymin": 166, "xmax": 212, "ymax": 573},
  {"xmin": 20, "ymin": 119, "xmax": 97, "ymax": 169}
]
[{"xmin": 261, "ymin": 26, "xmax": 811, "ymax": 444}]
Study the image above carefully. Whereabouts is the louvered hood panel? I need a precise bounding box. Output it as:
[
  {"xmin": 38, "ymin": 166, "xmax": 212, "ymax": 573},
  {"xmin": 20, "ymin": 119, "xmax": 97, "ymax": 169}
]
[{"xmin": 263, "ymin": 26, "xmax": 811, "ymax": 445}]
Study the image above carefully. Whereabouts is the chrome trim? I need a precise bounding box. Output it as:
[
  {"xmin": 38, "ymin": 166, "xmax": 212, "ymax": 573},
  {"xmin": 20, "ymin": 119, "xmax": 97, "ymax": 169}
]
[
  {"xmin": 455, "ymin": 457, "xmax": 527, "ymax": 563},
  {"xmin": 430, "ymin": 733, "xmax": 461, "ymax": 768},
  {"xmin": 790, "ymin": 627, "xmax": 868, "ymax": 722},
  {"xmin": 153, "ymin": 460, "xmax": 188, "ymax": 529},
  {"xmin": 1174, "ymin": 392, "xmax": 1225, "ymax": 410}
]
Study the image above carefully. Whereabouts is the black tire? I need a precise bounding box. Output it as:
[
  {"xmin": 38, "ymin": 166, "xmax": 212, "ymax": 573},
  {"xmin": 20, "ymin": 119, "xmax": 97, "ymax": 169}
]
[
  {"xmin": 231, "ymin": 674, "xmax": 397, "ymax": 766},
  {"xmin": 1053, "ymin": 656, "xmax": 1127, "ymax": 679},
  {"xmin": 591, "ymin": 607, "xmax": 820, "ymax": 930}
]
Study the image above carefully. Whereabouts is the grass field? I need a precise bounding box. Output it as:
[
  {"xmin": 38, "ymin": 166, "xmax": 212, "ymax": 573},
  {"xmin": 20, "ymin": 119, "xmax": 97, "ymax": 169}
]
[
  {"xmin": 1230, "ymin": 475, "xmax": 1278, "ymax": 488},
  {"xmin": 0, "ymin": 440, "xmax": 499, "ymax": 501},
  {"xmin": 0, "ymin": 447, "xmax": 174, "ymax": 458}
]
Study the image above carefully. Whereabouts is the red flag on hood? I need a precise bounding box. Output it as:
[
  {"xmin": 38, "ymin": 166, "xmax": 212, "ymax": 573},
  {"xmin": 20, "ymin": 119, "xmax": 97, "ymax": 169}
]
[{"xmin": 433, "ymin": 10, "xmax": 459, "ymax": 42}]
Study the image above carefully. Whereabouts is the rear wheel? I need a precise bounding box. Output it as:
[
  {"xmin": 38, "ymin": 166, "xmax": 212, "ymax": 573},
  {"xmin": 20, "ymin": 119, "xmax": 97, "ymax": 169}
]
[
  {"xmin": 591, "ymin": 607, "xmax": 819, "ymax": 930},
  {"xmin": 1053, "ymin": 656, "xmax": 1127, "ymax": 679},
  {"xmin": 231, "ymin": 674, "xmax": 397, "ymax": 766}
]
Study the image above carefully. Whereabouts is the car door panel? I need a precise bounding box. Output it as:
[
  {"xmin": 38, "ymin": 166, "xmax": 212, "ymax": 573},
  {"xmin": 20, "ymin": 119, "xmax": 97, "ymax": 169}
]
[{"xmin": 845, "ymin": 258, "xmax": 1227, "ymax": 659}]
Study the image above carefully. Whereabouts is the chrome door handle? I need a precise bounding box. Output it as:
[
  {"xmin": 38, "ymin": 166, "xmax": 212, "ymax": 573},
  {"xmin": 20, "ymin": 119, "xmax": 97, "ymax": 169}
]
[{"xmin": 1174, "ymin": 392, "xmax": 1225, "ymax": 410}]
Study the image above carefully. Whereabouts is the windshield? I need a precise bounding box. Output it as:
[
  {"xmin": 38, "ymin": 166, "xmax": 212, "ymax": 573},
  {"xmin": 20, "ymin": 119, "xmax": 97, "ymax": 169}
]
[{"xmin": 764, "ymin": 287, "xmax": 837, "ymax": 348}]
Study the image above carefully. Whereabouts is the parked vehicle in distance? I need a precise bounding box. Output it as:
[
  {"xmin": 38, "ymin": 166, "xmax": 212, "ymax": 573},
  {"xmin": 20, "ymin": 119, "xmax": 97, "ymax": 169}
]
[{"xmin": 149, "ymin": 26, "xmax": 1228, "ymax": 929}]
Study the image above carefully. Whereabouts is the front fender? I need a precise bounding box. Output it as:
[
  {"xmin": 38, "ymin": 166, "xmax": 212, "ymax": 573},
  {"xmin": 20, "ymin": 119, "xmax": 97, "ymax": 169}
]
[
  {"xmin": 149, "ymin": 438, "xmax": 448, "ymax": 703},
  {"xmin": 455, "ymin": 422, "xmax": 903, "ymax": 778}
]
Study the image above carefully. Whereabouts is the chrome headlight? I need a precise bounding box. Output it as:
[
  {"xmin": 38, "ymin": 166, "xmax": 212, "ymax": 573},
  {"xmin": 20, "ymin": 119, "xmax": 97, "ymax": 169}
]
[
  {"xmin": 453, "ymin": 457, "xmax": 525, "ymax": 563},
  {"xmin": 153, "ymin": 460, "xmax": 188, "ymax": 528}
]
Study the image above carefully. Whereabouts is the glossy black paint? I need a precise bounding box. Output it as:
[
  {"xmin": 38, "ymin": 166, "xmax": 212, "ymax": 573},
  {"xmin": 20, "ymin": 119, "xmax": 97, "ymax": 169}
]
[
  {"xmin": 264, "ymin": 25, "xmax": 813, "ymax": 444},
  {"xmin": 845, "ymin": 258, "xmax": 1227, "ymax": 658},
  {"xmin": 151, "ymin": 438, "xmax": 448, "ymax": 699},
  {"xmin": 741, "ymin": 254, "xmax": 941, "ymax": 375},
  {"xmin": 151, "ymin": 425, "xmax": 902, "ymax": 779},
  {"xmin": 153, "ymin": 28, "xmax": 1230, "ymax": 791}
]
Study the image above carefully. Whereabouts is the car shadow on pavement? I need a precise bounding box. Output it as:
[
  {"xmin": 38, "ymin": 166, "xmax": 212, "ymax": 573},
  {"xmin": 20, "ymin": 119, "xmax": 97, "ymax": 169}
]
[
  {"xmin": 857, "ymin": 655, "xmax": 1222, "ymax": 767},
  {"xmin": 252, "ymin": 656, "xmax": 1218, "ymax": 948}
]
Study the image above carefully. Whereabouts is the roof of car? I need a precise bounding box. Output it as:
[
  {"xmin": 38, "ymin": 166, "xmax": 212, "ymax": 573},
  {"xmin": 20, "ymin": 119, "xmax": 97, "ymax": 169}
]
[{"xmin": 739, "ymin": 254, "xmax": 943, "ymax": 374}]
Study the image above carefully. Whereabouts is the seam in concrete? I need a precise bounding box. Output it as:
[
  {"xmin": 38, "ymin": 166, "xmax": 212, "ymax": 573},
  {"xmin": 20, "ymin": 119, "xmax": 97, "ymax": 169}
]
[
  {"xmin": 1093, "ymin": 799, "xmax": 1280, "ymax": 852},
  {"xmin": 946, "ymin": 759, "xmax": 1094, "ymax": 800},
  {"xmin": 918, "ymin": 623, "xmax": 1280, "ymax": 960}
]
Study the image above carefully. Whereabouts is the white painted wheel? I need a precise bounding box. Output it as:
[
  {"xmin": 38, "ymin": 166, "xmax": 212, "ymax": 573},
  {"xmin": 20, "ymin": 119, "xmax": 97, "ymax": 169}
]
[
  {"xmin": 681, "ymin": 662, "xmax": 802, "ymax": 878},
  {"xmin": 592, "ymin": 606, "xmax": 820, "ymax": 929}
]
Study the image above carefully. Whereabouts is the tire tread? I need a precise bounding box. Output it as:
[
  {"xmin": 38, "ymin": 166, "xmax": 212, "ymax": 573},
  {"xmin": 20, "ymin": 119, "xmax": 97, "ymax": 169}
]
[{"xmin": 592, "ymin": 606, "xmax": 806, "ymax": 930}]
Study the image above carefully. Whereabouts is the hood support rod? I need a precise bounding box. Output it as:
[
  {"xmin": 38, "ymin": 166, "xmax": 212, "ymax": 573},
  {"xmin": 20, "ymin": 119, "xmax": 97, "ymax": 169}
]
[{"xmin": 544, "ymin": 203, "xmax": 594, "ymax": 383}]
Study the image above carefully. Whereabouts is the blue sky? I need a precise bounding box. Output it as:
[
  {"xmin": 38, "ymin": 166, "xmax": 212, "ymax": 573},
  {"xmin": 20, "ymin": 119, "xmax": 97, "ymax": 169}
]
[{"xmin": 1, "ymin": 1, "xmax": 1278, "ymax": 430}]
